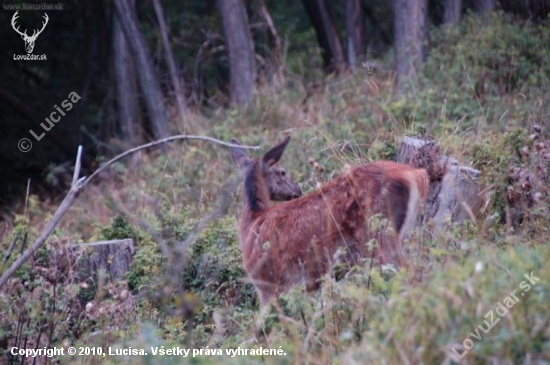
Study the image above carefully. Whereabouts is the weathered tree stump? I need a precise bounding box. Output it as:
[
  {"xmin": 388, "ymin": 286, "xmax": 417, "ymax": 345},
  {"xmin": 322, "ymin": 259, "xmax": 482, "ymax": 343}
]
[
  {"xmin": 396, "ymin": 137, "xmax": 446, "ymax": 182},
  {"xmin": 396, "ymin": 137, "xmax": 483, "ymax": 231},
  {"xmin": 433, "ymin": 162, "xmax": 481, "ymax": 228},
  {"xmin": 69, "ymin": 239, "xmax": 135, "ymax": 282}
]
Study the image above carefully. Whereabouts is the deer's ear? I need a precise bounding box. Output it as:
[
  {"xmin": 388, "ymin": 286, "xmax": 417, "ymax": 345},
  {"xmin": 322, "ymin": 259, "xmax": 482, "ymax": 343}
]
[
  {"xmin": 231, "ymin": 138, "xmax": 250, "ymax": 169},
  {"xmin": 262, "ymin": 136, "xmax": 290, "ymax": 167}
]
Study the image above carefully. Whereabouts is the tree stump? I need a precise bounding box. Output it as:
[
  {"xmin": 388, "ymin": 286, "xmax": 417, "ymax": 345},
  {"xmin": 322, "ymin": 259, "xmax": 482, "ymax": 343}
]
[
  {"xmin": 69, "ymin": 239, "xmax": 135, "ymax": 282},
  {"xmin": 432, "ymin": 163, "xmax": 481, "ymax": 228},
  {"xmin": 396, "ymin": 137, "xmax": 483, "ymax": 231}
]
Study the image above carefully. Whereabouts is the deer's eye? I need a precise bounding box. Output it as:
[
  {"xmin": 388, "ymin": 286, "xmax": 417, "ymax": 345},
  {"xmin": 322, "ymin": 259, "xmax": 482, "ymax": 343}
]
[{"xmin": 281, "ymin": 171, "xmax": 286, "ymax": 177}]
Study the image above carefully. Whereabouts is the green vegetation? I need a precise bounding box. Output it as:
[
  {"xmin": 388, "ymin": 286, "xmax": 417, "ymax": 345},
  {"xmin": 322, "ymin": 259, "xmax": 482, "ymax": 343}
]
[{"xmin": 1, "ymin": 12, "xmax": 550, "ymax": 364}]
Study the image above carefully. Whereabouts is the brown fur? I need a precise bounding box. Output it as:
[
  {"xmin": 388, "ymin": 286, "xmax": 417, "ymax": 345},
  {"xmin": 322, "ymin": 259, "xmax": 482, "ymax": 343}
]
[{"xmin": 232, "ymin": 138, "xmax": 429, "ymax": 306}]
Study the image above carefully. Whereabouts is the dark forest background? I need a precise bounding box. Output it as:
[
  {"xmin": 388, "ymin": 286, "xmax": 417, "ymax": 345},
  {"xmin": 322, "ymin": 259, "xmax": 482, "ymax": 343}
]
[{"xmin": 1, "ymin": 0, "xmax": 548, "ymax": 208}]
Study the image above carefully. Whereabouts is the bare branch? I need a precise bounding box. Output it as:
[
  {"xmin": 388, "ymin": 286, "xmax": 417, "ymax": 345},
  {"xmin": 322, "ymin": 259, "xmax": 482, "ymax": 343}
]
[
  {"xmin": 72, "ymin": 145, "xmax": 83, "ymax": 187},
  {"xmin": 80, "ymin": 134, "xmax": 259, "ymax": 190},
  {"xmin": 0, "ymin": 177, "xmax": 85, "ymax": 288},
  {"xmin": 257, "ymin": 0, "xmax": 281, "ymax": 54},
  {"xmin": 3, "ymin": 234, "xmax": 19, "ymax": 263},
  {"xmin": 67, "ymin": 239, "xmax": 134, "ymax": 248},
  {"xmin": 152, "ymin": 0, "xmax": 187, "ymax": 118},
  {"xmin": 0, "ymin": 135, "xmax": 258, "ymax": 289}
]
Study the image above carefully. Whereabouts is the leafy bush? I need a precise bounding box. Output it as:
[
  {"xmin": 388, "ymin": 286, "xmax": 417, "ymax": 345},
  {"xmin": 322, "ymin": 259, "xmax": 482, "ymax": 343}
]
[{"xmin": 390, "ymin": 12, "xmax": 550, "ymax": 129}]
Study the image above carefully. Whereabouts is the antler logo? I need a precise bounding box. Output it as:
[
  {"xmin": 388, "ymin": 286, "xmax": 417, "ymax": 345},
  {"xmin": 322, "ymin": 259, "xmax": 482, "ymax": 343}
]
[{"xmin": 11, "ymin": 11, "xmax": 49, "ymax": 54}]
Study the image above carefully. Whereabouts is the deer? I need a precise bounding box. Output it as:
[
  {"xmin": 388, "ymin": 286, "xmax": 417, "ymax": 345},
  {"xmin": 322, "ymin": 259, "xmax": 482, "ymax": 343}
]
[
  {"xmin": 231, "ymin": 136, "xmax": 429, "ymax": 306},
  {"xmin": 11, "ymin": 11, "xmax": 49, "ymax": 54}
]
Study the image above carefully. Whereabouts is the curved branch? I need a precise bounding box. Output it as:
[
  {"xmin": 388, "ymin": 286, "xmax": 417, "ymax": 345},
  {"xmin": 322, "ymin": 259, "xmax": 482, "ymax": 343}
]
[
  {"xmin": 0, "ymin": 135, "xmax": 259, "ymax": 289},
  {"xmin": 81, "ymin": 134, "xmax": 259, "ymax": 190}
]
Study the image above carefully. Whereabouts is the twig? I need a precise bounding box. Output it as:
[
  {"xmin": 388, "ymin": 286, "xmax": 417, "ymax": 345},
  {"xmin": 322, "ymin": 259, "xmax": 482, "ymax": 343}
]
[
  {"xmin": 80, "ymin": 135, "xmax": 259, "ymax": 190},
  {"xmin": 67, "ymin": 239, "xmax": 134, "ymax": 248},
  {"xmin": 192, "ymin": 34, "xmax": 223, "ymax": 106},
  {"xmin": 80, "ymin": 125, "xmax": 114, "ymax": 153},
  {"xmin": 24, "ymin": 178, "xmax": 30, "ymax": 218},
  {"xmin": 19, "ymin": 232, "xmax": 28, "ymax": 254},
  {"xmin": 72, "ymin": 145, "xmax": 83, "ymax": 187},
  {"xmin": 257, "ymin": 0, "xmax": 282, "ymax": 84},
  {"xmin": 257, "ymin": 0, "xmax": 280, "ymax": 59},
  {"xmin": 152, "ymin": 0, "xmax": 186, "ymax": 118},
  {"xmin": 3, "ymin": 233, "xmax": 19, "ymax": 263},
  {"xmin": 0, "ymin": 177, "xmax": 85, "ymax": 288}
]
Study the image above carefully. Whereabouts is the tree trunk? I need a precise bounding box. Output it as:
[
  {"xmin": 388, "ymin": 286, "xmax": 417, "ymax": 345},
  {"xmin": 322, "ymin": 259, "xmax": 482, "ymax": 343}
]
[
  {"xmin": 443, "ymin": 0, "xmax": 462, "ymax": 25},
  {"xmin": 257, "ymin": 0, "xmax": 283, "ymax": 85},
  {"xmin": 217, "ymin": 0, "xmax": 256, "ymax": 105},
  {"xmin": 91, "ymin": 0, "xmax": 109, "ymax": 75},
  {"xmin": 152, "ymin": 0, "xmax": 187, "ymax": 121},
  {"xmin": 113, "ymin": 2, "xmax": 141, "ymax": 146},
  {"xmin": 475, "ymin": 0, "xmax": 496, "ymax": 13},
  {"xmin": 393, "ymin": 0, "xmax": 427, "ymax": 92},
  {"xmin": 77, "ymin": 0, "xmax": 94, "ymax": 144},
  {"xmin": 113, "ymin": 0, "xmax": 169, "ymax": 139},
  {"xmin": 346, "ymin": 0, "xmax": 364, "ymax": 71},
  {"xmin": 302, "ymin": 0, "xmax": 347, "ymax": 73}
]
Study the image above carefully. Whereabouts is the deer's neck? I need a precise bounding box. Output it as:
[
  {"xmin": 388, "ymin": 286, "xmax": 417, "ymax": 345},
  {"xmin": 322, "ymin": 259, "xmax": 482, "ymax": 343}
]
[{"xmin": 243, "ymin": 163, "xmax": 271, "ymax": 215}]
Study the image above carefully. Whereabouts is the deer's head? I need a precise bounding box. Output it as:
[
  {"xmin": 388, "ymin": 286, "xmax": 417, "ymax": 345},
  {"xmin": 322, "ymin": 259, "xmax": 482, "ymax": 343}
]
[{"xmin": 231, "ymin": 136, "xmax": 302, "ymax": 202}]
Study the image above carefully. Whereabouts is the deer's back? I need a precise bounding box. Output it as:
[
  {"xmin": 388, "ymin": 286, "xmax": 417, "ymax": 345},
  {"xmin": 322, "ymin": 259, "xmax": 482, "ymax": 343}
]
[{"xmin": 239, "ymin": 161, "xmax": 427, "ymax": 296}]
